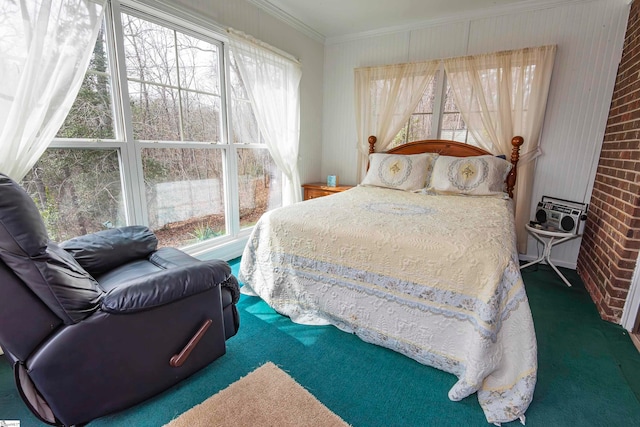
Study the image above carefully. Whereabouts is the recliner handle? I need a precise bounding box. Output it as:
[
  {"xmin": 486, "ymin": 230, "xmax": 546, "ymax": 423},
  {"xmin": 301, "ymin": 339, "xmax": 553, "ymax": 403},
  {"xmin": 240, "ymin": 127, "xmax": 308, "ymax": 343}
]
[{"xmin": 170, "ymin": 319, "xmax": 212, "ymax": 368}]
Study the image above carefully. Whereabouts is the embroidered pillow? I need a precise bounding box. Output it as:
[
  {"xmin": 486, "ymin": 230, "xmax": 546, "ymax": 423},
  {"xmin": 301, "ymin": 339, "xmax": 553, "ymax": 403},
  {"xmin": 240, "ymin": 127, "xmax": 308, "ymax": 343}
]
[
  {"xmin": 361, "ymin": 152, "xmax": 438, "ymax": 191},
  {"xmin": 429, "ymin": 155, "xmax": 512, "ymax": 196}
]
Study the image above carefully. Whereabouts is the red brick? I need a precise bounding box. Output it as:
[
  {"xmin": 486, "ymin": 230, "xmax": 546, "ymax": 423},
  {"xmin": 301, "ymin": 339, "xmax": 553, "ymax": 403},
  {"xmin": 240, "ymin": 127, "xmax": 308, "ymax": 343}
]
[{"xmin": 582, "ymin": 0, "xmax": 640, "ymax": 325}]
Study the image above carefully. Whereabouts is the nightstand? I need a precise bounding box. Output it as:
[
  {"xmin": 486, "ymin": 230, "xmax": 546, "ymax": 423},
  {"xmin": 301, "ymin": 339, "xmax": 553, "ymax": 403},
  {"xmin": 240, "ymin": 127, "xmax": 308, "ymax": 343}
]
[
  {"xmin": 520, "ymin": 223, "xmax": 580, "ymax": 287},
  {"xmin": 302, "ymin": 182, "xmax": 354, "ymax": 200}
]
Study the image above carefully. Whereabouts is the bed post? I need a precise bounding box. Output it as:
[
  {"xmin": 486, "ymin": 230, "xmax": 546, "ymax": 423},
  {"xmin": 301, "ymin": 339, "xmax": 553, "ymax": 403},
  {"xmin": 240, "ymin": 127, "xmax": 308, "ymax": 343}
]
[
  {"xmin": 366, "ymin": 136, "xmax": 377, "ymax": 171},
  {"xmin": 368, "ymin": 135, "xmax": 377, "ymax": 154},
  {"xmin": 506, "ymin": 136, "xmax": 524, "ymax": 198}
]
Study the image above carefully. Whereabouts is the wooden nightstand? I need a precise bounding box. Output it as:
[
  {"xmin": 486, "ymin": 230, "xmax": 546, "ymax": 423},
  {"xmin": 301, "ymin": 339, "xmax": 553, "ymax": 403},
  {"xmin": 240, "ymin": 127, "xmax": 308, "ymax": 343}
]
[{"xmin": 302, "ymin": 182, "xmax": 354, "ymax": 200}]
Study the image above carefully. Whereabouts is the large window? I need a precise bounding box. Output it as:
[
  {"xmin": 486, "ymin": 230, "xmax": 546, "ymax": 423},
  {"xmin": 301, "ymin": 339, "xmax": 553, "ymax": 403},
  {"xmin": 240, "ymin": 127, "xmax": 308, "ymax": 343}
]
[{"xmin": 19, "ymin": 2, "xmax": 282, "ymax": 251}]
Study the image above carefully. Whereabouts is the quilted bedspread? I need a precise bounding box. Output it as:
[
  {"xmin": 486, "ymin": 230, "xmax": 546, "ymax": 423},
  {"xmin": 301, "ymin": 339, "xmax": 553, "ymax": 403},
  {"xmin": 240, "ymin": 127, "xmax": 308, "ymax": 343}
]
[{"xmin": 239, "ymin": 186, "xmax": 537, "ymax": 424}]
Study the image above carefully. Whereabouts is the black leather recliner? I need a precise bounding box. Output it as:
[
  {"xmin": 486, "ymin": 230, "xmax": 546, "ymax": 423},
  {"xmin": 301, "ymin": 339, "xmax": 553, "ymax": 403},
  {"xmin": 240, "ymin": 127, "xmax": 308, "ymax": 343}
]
[{"xmin": 0, "ymin": 173, "xmax": 240, "ymax": 426}]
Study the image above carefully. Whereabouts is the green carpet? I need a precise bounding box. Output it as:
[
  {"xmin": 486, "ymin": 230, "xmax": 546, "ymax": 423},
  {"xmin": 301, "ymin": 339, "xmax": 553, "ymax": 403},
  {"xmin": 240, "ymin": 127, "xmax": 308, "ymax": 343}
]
[{"xmin": 1, "ymin": 259, "xmax": 639, "ymax": 426}]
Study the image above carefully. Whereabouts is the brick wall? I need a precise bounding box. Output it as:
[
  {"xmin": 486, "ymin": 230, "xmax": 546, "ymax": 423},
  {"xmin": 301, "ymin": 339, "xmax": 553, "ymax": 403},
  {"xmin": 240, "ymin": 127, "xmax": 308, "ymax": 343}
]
[{"xmin": 577, "ymin": 0, "xmax": 640, "ymax": 324}]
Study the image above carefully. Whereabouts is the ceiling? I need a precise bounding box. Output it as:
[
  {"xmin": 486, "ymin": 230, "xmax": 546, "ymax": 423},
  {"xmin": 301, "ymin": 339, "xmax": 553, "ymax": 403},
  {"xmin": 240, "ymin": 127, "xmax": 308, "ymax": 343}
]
[{"xmin": 250, "ymin": 0, "xmax": 577, "ymax": 40}]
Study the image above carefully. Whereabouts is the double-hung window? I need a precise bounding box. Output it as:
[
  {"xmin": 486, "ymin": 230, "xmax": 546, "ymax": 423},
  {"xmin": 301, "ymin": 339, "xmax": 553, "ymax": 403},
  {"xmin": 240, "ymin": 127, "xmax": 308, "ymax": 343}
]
[{"xmin": 20, "ymin": 2, "xmax": 281, "ymax": 252}]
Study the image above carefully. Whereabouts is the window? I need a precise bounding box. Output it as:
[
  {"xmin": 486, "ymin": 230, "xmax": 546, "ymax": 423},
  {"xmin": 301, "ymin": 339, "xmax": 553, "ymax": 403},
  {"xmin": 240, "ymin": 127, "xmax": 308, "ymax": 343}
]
[
  {"xmin": 19, "ymin": 20, "xmax": 124, "ymax": 243},
  {"xmin": 56, "ymin": 23, "xmax": 116, "ymax": 140},
  {"xmin": 394, "ymin": 71, "xmax": 475, "ymax": 145},
  {"xmin": 227, "ymin": 52, "xmax": 282, "ymax": 229},
  {"xmin": 122, "ymin": 13, "xmax": 223, "ymax": 143},
  {"xmin": 19, "ymin": 2, "xmax": 283, "ymax": 251},
  {"xmin": 393, "ymin": 74, "xmax": 438, "ymax": 146},
  {"xmin": 122, "ymin": 12, "xmax": 229, "ymax": 247},
  {"xmin": 440, "ymin": 82, "xmax": 476, "ymax": 144},
  {"xmin": 20, "ymin": 148, "xmax": 124, "ymax": 242}
]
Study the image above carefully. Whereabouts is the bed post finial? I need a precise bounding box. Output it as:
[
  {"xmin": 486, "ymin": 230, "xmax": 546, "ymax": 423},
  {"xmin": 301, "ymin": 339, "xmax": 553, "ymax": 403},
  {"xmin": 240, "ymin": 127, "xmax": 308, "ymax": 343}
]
[
  {"xmin": 368, "ymin": 136, "xmax": 377, "ymax": 154},
  {"xmin": 506, "ymin": 136, "xmax": 524, "ymax": 198}
]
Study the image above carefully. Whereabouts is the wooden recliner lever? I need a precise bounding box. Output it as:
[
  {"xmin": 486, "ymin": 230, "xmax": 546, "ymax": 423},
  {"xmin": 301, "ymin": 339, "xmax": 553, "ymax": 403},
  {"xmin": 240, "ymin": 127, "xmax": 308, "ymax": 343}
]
[{"xmin": 170, "ymin": 319, "xmax": 212, "ymax": 367}]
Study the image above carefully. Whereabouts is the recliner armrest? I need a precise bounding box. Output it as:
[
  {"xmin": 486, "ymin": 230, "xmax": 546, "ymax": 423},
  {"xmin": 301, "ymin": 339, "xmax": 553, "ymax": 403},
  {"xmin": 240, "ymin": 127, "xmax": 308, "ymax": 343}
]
[
  {"xmin": 60, "ymin": 226, "xmax": 158, "ymax": 276},
  {"xmin": 101, "ymin": 262, "xmax": 227, "ymax": 314}
]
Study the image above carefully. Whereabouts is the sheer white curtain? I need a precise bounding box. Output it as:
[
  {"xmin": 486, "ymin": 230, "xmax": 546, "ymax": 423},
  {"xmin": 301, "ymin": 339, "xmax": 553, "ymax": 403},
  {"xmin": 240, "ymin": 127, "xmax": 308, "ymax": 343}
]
[
  {"xmin": 354, "ymin": 61, "xmax": 439, "ymax": 181},
  {"xmin": 0, "ymin": 0, "xmax": 106, "ymax": 181},
  {"xmin": 227, "ymin": 29, "xmax": 303, "ymax": 205},
  {"xmin": 443, "ymin": 45, "xmax": 556, "ymax": 252}
]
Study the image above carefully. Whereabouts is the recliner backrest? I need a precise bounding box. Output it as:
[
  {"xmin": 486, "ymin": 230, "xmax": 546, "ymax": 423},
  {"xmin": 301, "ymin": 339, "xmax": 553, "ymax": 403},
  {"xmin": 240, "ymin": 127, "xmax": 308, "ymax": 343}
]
[
  {"xmin": 0, "ymin": 174, "xmax": 103, "ymax": 325},
  {"xmin": 0, "ymin": 260, "xmax": 63, "ymax": 361}
]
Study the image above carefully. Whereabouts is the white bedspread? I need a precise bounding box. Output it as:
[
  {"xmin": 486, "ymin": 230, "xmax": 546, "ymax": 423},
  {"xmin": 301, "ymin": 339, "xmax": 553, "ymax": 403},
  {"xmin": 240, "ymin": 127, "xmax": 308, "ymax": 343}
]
[{"xmin": 239, "ymin": 186, "xmax": 537, "ymax": 424}]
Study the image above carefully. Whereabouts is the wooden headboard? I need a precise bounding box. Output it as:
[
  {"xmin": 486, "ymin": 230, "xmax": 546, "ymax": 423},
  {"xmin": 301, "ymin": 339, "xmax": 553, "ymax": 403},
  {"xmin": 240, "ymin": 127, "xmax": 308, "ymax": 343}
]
[{"xmin": 367, "ymin": 135, "xmax": 524, "ymax": 198}]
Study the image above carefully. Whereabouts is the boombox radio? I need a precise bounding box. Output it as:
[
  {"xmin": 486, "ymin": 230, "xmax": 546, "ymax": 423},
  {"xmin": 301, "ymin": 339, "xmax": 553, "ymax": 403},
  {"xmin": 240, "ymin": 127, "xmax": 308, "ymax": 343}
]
[{"xmin": 534, "ymin": 196, "xmax": 588, "ymax": 234}]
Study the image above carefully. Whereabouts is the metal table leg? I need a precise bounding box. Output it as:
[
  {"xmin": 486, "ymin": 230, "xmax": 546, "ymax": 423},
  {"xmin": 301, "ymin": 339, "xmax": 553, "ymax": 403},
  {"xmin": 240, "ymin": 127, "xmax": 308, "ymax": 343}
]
[{"xmin": 520, "ymin": 226, "xmax": 578, "ymax": 287}]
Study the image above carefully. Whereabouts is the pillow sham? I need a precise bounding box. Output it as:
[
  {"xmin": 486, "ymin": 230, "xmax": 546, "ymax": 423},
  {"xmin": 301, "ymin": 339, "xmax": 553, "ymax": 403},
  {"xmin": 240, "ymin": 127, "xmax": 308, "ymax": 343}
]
[
  {"xmin": 361, "ymin": 152, "xmax": 438, "ymax": 191},
  {"xmin": 429, "ymin": 155, "xmax": 512, "ymax": 196}
]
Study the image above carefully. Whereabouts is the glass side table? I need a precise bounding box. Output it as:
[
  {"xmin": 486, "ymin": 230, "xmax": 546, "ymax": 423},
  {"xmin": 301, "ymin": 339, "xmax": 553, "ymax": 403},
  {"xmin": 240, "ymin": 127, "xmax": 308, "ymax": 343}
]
[{"xmin": 520, "ymin": 223, "xmax": 581, "ymax": 287}]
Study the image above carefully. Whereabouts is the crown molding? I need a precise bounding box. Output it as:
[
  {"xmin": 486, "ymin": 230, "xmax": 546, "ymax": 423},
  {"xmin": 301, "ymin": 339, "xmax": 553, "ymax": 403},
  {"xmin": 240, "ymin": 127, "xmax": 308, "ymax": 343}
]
[{"xmin": 246, "ymin": 0, "xmax": 325, "ymax": 43}]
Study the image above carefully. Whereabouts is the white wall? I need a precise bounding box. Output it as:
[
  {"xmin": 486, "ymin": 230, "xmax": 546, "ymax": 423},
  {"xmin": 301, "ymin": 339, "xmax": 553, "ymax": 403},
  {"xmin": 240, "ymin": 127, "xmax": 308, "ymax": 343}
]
[
  {"xmin": 321, "ymin": 0, "xmax": 630, "ymax": 267},
  {"xmin": 172, "ymin": 0, "xmax": 325, "ymax": 190}
]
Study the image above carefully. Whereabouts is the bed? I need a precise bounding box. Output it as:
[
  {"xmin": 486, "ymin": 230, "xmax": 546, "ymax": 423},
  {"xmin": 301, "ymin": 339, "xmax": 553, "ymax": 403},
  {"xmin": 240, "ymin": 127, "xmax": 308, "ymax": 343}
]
[{"xmin": 239, "ymin": 136, "xmax": 536, "ymax": 425}]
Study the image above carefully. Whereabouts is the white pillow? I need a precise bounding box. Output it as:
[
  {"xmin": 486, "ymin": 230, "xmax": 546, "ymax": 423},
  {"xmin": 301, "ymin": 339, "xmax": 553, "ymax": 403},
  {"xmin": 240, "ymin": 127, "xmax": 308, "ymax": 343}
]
[
  {"xmin": 361, "ymin": 152, "xmax": 438, "ymax": 191},
  {"xmin": 429, "ymin": 155, "xmax": 512, "ymax": 196}
]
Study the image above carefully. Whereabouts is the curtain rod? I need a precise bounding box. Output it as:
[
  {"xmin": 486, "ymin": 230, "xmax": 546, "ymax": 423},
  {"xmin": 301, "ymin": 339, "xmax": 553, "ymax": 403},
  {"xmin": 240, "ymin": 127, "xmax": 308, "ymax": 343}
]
[
  {"xmin": 227, "ymin": 28, "xmax": 300, "ymax": 65},
  {"xmin": 355, "ymin": 45, "xmax": 556, "ymax": 71}
]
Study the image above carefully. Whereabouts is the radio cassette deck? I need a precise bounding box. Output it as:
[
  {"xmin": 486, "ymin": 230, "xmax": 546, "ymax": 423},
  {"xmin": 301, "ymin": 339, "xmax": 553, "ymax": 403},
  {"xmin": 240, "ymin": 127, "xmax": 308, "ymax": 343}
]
[{"xmin": 534, "ymin": 196, "xmax": 588, "ymax": 234}]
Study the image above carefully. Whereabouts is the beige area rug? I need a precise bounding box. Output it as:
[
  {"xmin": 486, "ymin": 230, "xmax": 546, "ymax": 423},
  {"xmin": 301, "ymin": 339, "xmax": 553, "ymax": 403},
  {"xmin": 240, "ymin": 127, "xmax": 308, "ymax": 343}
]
[{"xmin": 164, "ymin": 362, "xmax": 350, "ymax": 427}]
